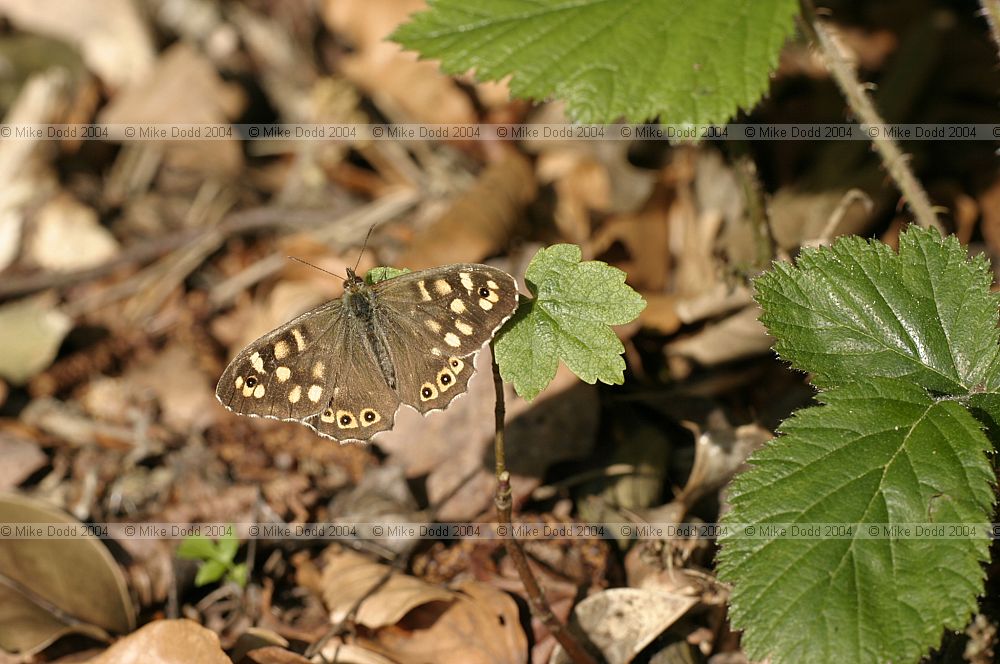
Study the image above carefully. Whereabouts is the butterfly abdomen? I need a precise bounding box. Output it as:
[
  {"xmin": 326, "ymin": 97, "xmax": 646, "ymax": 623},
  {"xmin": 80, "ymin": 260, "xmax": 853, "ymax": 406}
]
[{"xmin": 345, "ymin": 288, "xmax": 398, "ymax": 391}]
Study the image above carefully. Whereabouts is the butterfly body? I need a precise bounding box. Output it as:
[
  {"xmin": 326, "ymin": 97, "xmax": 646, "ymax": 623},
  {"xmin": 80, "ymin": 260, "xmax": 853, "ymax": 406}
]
[{"xmin": 216, "ymin": 264, "xmax": 518, "ymax": 442}]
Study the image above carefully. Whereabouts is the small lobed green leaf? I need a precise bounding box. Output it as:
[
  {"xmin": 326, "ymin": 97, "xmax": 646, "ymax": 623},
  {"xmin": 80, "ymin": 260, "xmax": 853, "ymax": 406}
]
[
  {"xmin": 495, "ymin": 244, "xmax": 645, "ymax": 400},
  {"xmin": 717, "ymin": 378, "xmax": 994, "ymax": 664},
  {"xmin": 755, "ymin": 226, "xmax": 1000, "ymax": 393},
  {"xmin": 194, "ymin": 559, "xmax": 228, "ymax": 587},
  {"xmin": 227, "ymin": 563, "xmax": 249, "ymax": 588},
  {"xmin": 216, "ymin": 527, "xmax": 239, "ymax": 563},
  {"xmin": 176, "ymin": 535, "xmax": 217, "ymax": 561},
  {"xmin": 366, "ymin": 266, "xmax": 410, "ymax": 284},
  {"xmin": 392, "ymin": 0, "xmax": 798, "ymax": 124}
]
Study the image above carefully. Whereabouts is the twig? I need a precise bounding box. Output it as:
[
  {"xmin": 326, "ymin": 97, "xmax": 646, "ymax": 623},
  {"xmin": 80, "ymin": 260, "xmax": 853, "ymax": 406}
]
[
  {"xmin": 490, "ymin": 351, "xmax": 599, "ymax": 664},
  {"xmin": 981, "ymin": 0, "xmax": 1000, "ymax": 62},
  {"xmin": 797, "ymin": 0, "xmax": 943, "ymax": 233}
]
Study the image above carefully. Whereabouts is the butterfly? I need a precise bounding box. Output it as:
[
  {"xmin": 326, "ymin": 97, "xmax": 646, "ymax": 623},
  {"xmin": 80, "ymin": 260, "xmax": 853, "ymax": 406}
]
[{"xmin": 215, "ymin": 264, "xmax": 519, "ymax": 442}]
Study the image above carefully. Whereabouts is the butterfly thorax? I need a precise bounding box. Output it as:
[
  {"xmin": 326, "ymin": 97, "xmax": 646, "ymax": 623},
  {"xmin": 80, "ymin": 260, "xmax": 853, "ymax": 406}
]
[{"xmin": 343, "ymin": 268, "xmax": 398, "ymax": 390}]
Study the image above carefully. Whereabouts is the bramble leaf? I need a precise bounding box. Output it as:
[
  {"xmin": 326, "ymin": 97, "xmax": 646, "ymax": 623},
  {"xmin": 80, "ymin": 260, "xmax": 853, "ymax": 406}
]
[{"xmin": 392, "ymin": 0, "xmax": 798, "ymax": 124}]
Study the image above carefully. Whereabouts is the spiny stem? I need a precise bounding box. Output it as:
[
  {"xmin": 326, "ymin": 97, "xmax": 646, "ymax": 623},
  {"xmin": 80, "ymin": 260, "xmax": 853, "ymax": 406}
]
[{"xmin": 798, "ymin": 0, "xmax": 943, "ymax": 233}]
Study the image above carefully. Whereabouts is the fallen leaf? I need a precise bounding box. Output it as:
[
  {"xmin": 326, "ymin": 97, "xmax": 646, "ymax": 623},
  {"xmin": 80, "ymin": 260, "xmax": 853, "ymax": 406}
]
[
  {"xmin": 550, "ymin": 588, "xmax": 697, "ymax": 664},
  {"xmin": 0, "ymin": 492, "xmax": 134, "ymax": 655},
  {"xmin": 0, "ymin": 0, "xmax": 154, "ymax": 88},
  {"xmin": 124, "ymin": 344, "xmax": 216, "ymax": 433},
  {"xmin": 0, "ymin": 433, "xmax": 47, "ymax": 490},
  {"xmin": 665, "ymin": 306, "xmax": 772, "ymax": 374},
  {"xmin": 0, "ymin": 294, "xmax": 71, "ymax": 385},
  {"xmin": 321, "ymin": 548, "xmax": 453, "ymax": 629},
  {"xmin": 28, "ymin": 194, "xmax": 119, "ymax": 271},
  {"xmin": 83, "ymin": 619, "xmax": 229, "ymax": 664},
  {"xmin": 394, "ymin": 154, "xmax": 535, "ymax": 269}
]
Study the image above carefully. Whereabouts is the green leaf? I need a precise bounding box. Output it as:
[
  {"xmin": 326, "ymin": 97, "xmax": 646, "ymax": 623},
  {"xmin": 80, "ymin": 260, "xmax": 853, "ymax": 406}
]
[
  {"xmin": 495, "ymin": 244, "xmax": 645, "ymax": 400},
  {"xmin": 176, "ymin": 535, "xmax": 217, "ymax": 561},
  {"xmin": 194, "ymin": 559, "xmax": 228, "ymax": 587},
  {"xmin": 755, "ymin": 227, "xmax": 1000, "ymax": 393},
  {"xmin": 366, "ymin": 266, "xmax": 410, "ymax": 284},
  {"xmin": 215, "ymin": 527, "xmax": 239, "ymax": 563},
  {"xmin": 227, "ymin": 563, "xmax": 249, "ymax": 588},
  {"xmin": 717, "ymin": 378, "xmax": 994, "ymax": 664},
  {"xmin": 392, "ymin": 0, "xmax": 798, "ymax": 124}
]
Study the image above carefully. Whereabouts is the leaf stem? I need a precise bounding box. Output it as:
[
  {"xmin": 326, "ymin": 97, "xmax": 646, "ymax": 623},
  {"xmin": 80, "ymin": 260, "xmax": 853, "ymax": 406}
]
[
  {"xmin": 797, "ymin": 0, "xmax": 943, "ymax": 233},
  {"xmin": 490, "ymin": 349, "xmax": 599, "ymax": 664}
]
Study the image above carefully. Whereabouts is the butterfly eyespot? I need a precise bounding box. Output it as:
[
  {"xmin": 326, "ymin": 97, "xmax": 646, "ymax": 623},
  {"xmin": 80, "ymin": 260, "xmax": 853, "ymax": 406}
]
[
  {"xmin": 361, "ymin": 409, "xmax": 379, "ymax": 425},
  {"xmin": 478, "ymin": 286, "xmax": 490, "ymax": 297},
  {"xmin": 245, "ymin": 376, "xmax": 258, "ymax": 388},
  {"xmin": 441, "ymin": 373, "xmax": 452, "ymax": 385},
  {"xmin": 420, "ymin": 383, "xmax": 438, "ymax": 401},
  {"xmin": 340, "ymin": 414, "xmax": 353, "ymax": 426}
]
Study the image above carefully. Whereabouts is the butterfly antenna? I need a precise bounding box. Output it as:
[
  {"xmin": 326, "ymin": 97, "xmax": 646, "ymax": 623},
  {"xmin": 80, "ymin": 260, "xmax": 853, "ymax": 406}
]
[
  {"xmin": 287, "ymin": 256, "xmax": 344, "ymax": 279},
  {"xmin": 353, "ymin": 224, "xmax": 377, "ymax": 274}
]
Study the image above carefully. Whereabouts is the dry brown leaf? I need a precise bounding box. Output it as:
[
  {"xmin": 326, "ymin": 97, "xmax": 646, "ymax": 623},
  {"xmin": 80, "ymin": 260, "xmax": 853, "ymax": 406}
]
[
  {"xmin": 591, "ymin": 202, "xmax": 672, "ymax": 292},
  {"xmin": 0, "ymin": 0, "xmax": 154, "ymax": 89},
  {"xmin": 28, "ymin": 194, "xmax": 119, "ymax": 271},
  {"xmin": 83, "ymin": 619, "xmax": 229, "ymax": 664},
  {"xmin": 665, "ymin": 306, "xmax": 772, "ymax": 373},
  {"xmin": 98, "ymin": 43, "xmax": 245, "ymax": 176},
  {"xmin": 321, "ymin": 548, "xmax": 454, "ymax": 629},
  {"xmin": 124, "ymin": 344, "xmax": 216, "ymax": 433},
  {"xmin": 637, "ymin": 293, "xmax": 681, "ymax": 335},
  {"xmin": 550, "ymin": 588, "xmax": 697, "ymax": 664},
  {"xmin": 674, "ymin": 411, "xmax": 772, "ymax": 509},
  {"xmin": 0, "ymin": 293, "xmax": 71, "ymax": 385},
  {"xmin": 242, "ymin": 645, "xmax": 312, "ymax": 664},
  {"xmin": 361, "ymin": 580, "xmax": 527, "ymax": 664},
  {"xmin": 394, "ymin": 154, "xmax": 535, "ymax": 269},
  {"xmin": 321, "ymin": 0, "xmax": 475, "ymax": 125},
  {"xmin": 0, "ymin": 492, "xmax": 134, "ymax": 655},
  {"xmin": 377, "ymin": 351, "xmax": 598, "ymax": 521},
  {"xmin": 978, "ymin": 177, "xmax": 1000, "ymax": 262},
  {"xmin": 0, "ymin": 433, "xmax": 46, "ymax": 490}
]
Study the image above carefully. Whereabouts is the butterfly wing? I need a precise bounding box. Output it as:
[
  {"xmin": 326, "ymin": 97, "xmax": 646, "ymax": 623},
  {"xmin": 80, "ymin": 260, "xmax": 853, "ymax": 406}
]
[
  {"xmin": 371, "ymin": 264, "xmax": 519, "ymax": 413},
  {"xmin": 215, "ymin": 299, "xmax": 401, "ymax": 442}
]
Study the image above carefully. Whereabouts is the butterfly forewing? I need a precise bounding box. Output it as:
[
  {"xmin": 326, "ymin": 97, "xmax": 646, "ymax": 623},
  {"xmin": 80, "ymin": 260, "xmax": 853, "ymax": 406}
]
[
  {"xmin": 372, "ymin": 265, "xmax": 518, "ymax": 413},
  {"xmin": 216, "ymin": 263, "xmax": 518, "ymax": 442}
]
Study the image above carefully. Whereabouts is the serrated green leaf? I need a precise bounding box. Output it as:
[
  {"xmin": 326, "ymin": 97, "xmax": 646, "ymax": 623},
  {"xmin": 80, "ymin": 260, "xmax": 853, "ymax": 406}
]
[
  {"xmin": 495, "ymin": 244, "xmax": 645, "ymax": 400},
  {"xmin": 755, "ymin": 227, "xmax": 1000, "ymax": 393},
  {"xmin": 176, "ymin": 535, "xmax": 217, "ymax": 561},
  {"xmin": 194, "ymin": 559, "xmax": 228, "ymax": 587},
  {"xmin": 366, "ymin": 266, "xmax": 410, "ymax": 284},
  {"xmin": 717, "ymin": 378, "xmax": 994, "ymax": 664},
  {"xmin": 392, "ymin": 0, "xmax": 798, "ymax": 124}
]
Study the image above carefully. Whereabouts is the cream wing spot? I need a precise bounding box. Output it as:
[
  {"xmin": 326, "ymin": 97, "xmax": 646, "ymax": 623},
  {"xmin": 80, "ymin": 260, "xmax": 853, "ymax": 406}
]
[
  {"xmin": 487, "ymin": 280, "xmax": 499, "ymax": 289},
  {"xmin": 235, "ymin": 376, "xmax": 244, "ymax": 389},
  {"xmin": 455, "ymin": 320, "xmax": 473, "ymax": 336},
  {"xmin": 417, "ymin": 280, "xmax": 432, "ymax": 301},
  {"xmin": 320, "ymin": 408, "xmax": 336, "ymax": 423},
  {"xmin": 360, "ymin": 408, "xmax": 381, "ymax": 426},
  {"xmin": 308, "ymin": 385, "xmax": 323, "ymax": 403},
  {"xmin": 250, "ymin": 352, "xmax": 265, "ymax": 373},
  {"xmin": 242, "ymin": 384, "xmax": 254, "ymax": 398},
  {"xmin": 292, "ymin": 328, "xmax": 306, "ymax": 351},
  {"xmin": 276, "ymin": 366, "xmax": 291, "ymax": 383},
  {"xmin": 274, "ymin": 340, "xmax": 290, "ymax": 360},
  {"xmin": 420, "ymin": 383, "xmax": 438, "ymax": 401},
  {"xmin": 450, "ymin": 298, "xmax": 466, "ymax": 314},
  {"xmin": 430, "ymin": 348, "xmax": 443, "ymax": 357},
  {"xmin": 460, "ymin": 272, "xmax": 474, "ymax": 291},
  {"xmin": 444, "ymin": 332, "xmax": 461, "ymax": 348},
  {"xmin": 434, "ymin": 279, "xmax": 453, "ymax": 295},
  {"xmin": 478, "ymin": 298, "xmax": 494, "ymax": 311},
  {"xmin": 449, "ymin": 357, "xmax": 465, "ymax": 374},
  {"xmin": 436, "ymin": 367, "xmax": 455, "ymax": 391},
  {"xmin": 288, "ymin": 385, "xmax": 302, "ymax": 403},
  {"xmin": 253, "ymin": 384, "xmax": 266, "ymax": 399},
  {"xmin": 312, "ymin": 361, "xmax": 325, "ymax": 379},
  {"xmin": 336, "ymin": 410, "xmax": 358, "ymax": 429},
  {"xmin": 426, "ymin": 319, "xmax": 442, "ymax": 333}
]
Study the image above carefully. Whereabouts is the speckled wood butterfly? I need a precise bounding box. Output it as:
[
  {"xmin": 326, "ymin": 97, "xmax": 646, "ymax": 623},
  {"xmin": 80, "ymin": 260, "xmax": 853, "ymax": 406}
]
[{"xmin": 216, "ymin": 264, "xmax": 519, "ymax": 442}]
